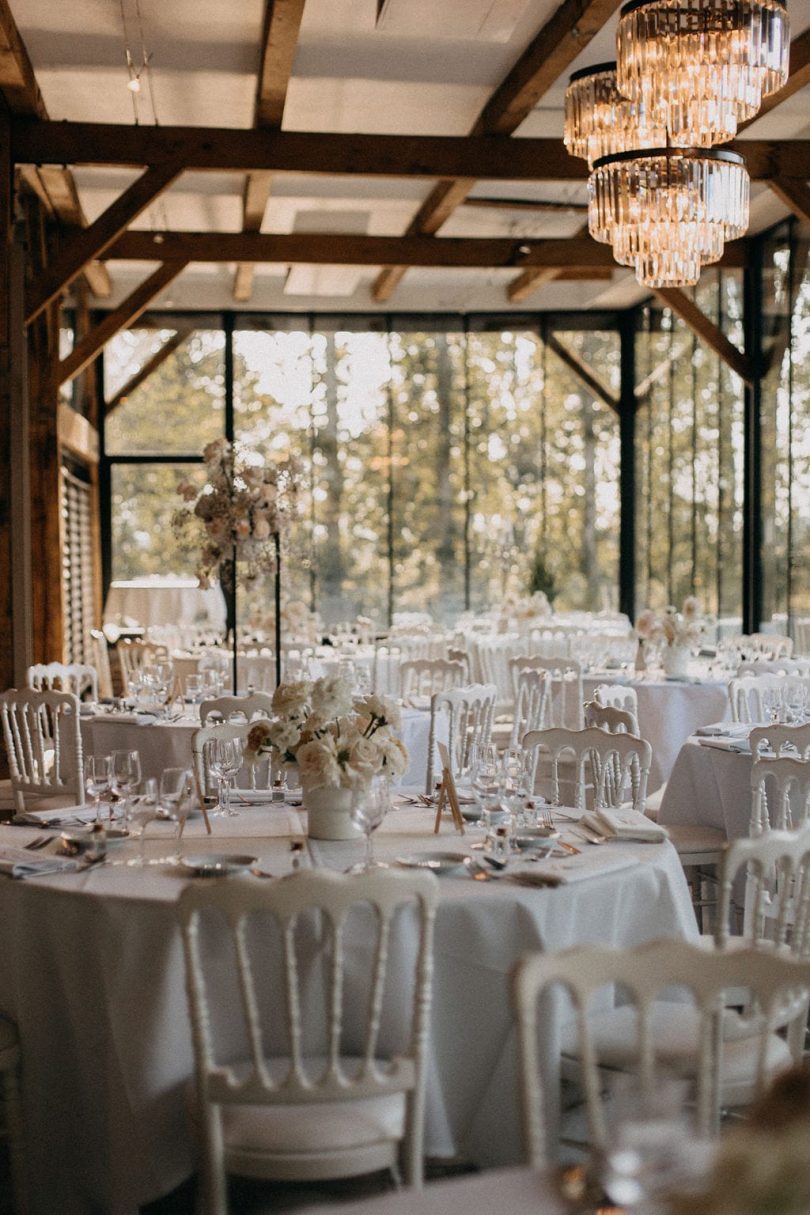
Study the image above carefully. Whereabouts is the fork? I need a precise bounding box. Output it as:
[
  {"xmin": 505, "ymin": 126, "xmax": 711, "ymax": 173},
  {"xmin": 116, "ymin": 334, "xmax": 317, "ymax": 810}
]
[{"xmin": 24, "ymin": 835, "xmax": 51, "ymax": 851}]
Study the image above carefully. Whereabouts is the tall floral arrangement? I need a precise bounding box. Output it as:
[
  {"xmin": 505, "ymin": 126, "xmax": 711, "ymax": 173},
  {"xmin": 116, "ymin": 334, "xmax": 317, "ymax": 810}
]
[
  {"xmin": 635, "ymin": 596, "xmax": 710, "ymax": 648},
  {"xmin": 244, "ymin": 674, "xmax": 408, "ymax": 791},
  {"xmin": 172, "ymin": 439, "xmax": 302, "ymax": 590}
]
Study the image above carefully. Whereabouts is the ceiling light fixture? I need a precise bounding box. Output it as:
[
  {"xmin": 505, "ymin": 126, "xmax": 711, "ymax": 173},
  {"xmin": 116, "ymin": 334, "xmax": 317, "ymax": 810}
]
[{"xmin": 564, "ymin": 0, "xmax": 788, "ymax": 288}]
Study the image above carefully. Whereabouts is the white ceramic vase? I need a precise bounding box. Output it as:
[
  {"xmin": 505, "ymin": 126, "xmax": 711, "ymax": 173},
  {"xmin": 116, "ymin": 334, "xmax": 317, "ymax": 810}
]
[
  {"xmin": 304, "ymin": 785, "xmax": 361, "ymax": 840},
  {"xmin": 662, "ymin": 645, "xmax": 690, "ymax": 678}
]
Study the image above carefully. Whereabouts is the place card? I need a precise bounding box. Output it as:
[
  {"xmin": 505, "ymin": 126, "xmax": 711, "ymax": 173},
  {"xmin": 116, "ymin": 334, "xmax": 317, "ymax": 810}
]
[{"xmin": 433, "ymin": 742, "xmax": 465, "ymax": 835}]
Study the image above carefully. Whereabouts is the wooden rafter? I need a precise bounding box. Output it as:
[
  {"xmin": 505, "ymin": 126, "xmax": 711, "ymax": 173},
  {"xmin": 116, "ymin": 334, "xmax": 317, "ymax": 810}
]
[
  {"xmin": 105, "ymin": 326, "xmax": 192, "ymax": 414},
  {"xmin": 11, "ymin": 121, "xmax": 589, "ymax": 181},
  {"xmin": 652, "ymin": 287, "xmax": 753, "ymax": 384},
  {"xmin": 235, "ymin": 0, "xmax": 306, "ymax": 303},
  {"xmin": 0, "ymin": 0, "xmax": 111, "ymax": 299},
  {"xmin": 463, "ymin": 196, "xmax": 588, "ymax": 214},
  {"xmin": 546, "ymin": 333, "xmax": 620, "ymax": 411},
  {"xmin": 25, "ymin": 163, "xmax": 182, "ymax": 325},
  {"xmin": 372, "ymin": 0, "xmax": 623, "ymax": 302},
  {"xmin": 508, "ymin": 222, "xmax": 590, "ymax": 301},
  {"xmin": 102, "ymin": 229, "xmax": 749, "ymax": 270},
  {"xmin": 56, "ymin": 262, "xmax": 188, "ymax": 387}
]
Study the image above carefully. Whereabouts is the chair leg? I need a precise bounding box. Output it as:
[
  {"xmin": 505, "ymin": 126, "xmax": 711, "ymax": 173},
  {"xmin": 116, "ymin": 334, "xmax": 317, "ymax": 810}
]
[
  {"xmin": 3, "ymin": 1066, "xmax": 28, "ymax": 1215},
  {"xmin": 196, "ymin": 1106, "xmax": 227, "ymax": 1215}
]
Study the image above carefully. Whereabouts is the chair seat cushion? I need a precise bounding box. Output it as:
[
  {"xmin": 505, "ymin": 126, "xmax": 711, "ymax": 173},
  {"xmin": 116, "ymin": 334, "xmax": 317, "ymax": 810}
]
[
  {"xmin": 667, "ymin": 823, "xmax": 726, "ymax": 856},
  {"xmin": 560, "ymin": 1001, "xmax": 791, "ymax": 1089}
]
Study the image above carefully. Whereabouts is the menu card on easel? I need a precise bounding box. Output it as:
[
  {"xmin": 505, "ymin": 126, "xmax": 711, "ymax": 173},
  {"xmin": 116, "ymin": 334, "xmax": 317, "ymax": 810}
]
[{"xmin": 433, "ymin": 741, "xmax": 465, "ymax": 835}]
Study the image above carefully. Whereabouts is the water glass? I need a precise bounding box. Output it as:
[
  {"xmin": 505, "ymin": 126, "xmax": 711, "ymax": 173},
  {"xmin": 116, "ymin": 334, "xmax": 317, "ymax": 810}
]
[
  {"xmin": 110, "ymin": 749, "xmax": 141, "ymax": 827},
  {"xmin": 185, "ymin": 674, "xmax": 204, "ymax": 704},
  {"xmin": 349, "ymin": 775, "xmax": 390, "ymax": 871},
  {"xmin": 207, "ymin": 739, "xmax": 243, "ymax": 817},
  {"xmin": 129, "ymin": 778, "xmax": 158, "ymax": 867},
  {"xmin": 85, "ymin": 754, "xmax": 111, "ymax": 823},
  {"xmin": 159, "ymin": 767, "xmax": 190, "ymax": 820}
]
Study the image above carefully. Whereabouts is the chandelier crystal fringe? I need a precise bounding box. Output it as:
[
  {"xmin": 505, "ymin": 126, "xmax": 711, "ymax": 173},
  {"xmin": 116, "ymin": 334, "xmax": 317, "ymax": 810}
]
[{"xmin": 563, "ymin": 0, "xmax": 787, "ymax": 287}]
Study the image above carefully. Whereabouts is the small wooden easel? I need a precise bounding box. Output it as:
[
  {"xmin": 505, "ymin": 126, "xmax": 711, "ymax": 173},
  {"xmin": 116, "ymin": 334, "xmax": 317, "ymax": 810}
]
[{"xmin": 433, "ymin": 742, "xmax": 465, "ymax": 835}]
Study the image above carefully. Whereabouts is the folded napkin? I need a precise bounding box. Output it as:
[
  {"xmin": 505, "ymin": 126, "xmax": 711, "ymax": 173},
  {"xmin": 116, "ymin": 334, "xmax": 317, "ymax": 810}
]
[
  {"xmin": 508, "ymin": 852, "xmax": 641, "ymax": 887},
  {"xmin": 0, "ymin": 846, "xmax": 79, "ymax": 879},
  {"xmin": 695, "ymin": 723, "xmax": 750, "ymax": 738},
  {"xmin": 232, "ymin": 789, "xmax": 285, "ymax": 805},
  {"xmin": 12, "ymin": 805, "xmax": 97, "ymax": 827},
  {"xmin": 583, "ymin": 807, "xmax": 669, "ymax": 843},
  {"xmin": 697, "ymin": 737, "xmax": 751, "ymax": 753},
  {"xmin": 89, "ymin": 712, "xmax": 158, "ymax": 725}
]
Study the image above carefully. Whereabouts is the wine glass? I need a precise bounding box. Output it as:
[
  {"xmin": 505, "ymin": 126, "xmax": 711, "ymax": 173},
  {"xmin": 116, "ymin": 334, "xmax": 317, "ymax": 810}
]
[
  {"xmin": 110, "ymin": 749, "xmax": 141, "ymax": 828},
  {"xmin": 207, "ymin": 738, "xmax": 243, "ymax": 817},
  {"xmin": 159, "ymin": 767, "xmax": 189, "ymax": 820},
  {"xmin": 128, "ymin": 777, "xmax": 158, "ymax": 867},
  {"xmin": 84, "ymin": 754, "xmax": 111, "ymax": 823},
  {"xmin": 349, "ymin": 775, "xmax": 390, "ymax": 872},
  {"xmin": 185, "ymin": 674, "xmax": 204, "ymax": 705}
]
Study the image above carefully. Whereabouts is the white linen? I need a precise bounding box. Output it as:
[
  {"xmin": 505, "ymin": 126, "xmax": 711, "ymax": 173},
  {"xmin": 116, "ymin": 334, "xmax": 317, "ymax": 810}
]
[
  {"xmin": 301, "ymin": 1167, "xmax": 565, "ymax": 1215},
  {"xmin": 583, "ymin": 807, "xmax": 669, "ymax": 843},
  {"xmin": 0, "ymin": 846, "xmax": 78, "ymax": 878},
  {"xmin": 0, "ymin": 804, "xmax": 696, "ymax": 1215},
  {"xmin": 104, "ymin": 577, "xmax": 226, "ymax": 630},
  {"xmin": 659, "ymin": 736, "xmax": 752, "ymax": 840}
]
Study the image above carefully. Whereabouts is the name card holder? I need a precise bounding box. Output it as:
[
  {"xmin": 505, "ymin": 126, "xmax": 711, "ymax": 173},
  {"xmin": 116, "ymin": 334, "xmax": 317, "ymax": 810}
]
[{"xmin": 433, "ymin": 741, "xmax": 465, "ymax": 835}]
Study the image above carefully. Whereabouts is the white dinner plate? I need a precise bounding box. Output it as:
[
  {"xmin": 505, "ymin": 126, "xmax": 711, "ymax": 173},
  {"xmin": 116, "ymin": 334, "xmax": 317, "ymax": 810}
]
[
  {"xmin": 395, "ymin": 851, "xmax": 469, "ymax": 875},
  {"xmin": 179, "ymin": 853, "xmax": 257, "ymax": 877},
  {"xmin": 513, "ymin": 827, "xmax": 560, "ymax": 850}
]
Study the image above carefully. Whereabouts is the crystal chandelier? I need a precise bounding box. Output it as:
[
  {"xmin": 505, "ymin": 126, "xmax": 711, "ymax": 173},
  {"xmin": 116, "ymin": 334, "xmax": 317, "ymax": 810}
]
[{"xmin": 563, "ymin": 0, "xmax": 788, "ymax": 287}]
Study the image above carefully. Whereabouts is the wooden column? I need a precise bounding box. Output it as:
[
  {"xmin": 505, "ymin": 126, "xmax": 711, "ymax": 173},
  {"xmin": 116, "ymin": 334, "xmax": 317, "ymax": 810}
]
[{"xmin": 0, "ymin": 103, "xmax": 15, "ymax": 696}]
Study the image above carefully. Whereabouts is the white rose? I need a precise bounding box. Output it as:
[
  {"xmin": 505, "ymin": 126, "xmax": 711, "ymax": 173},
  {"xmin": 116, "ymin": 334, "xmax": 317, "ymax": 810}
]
[
  {"xmin": 350, "ymin": 735, "xmax": 381, "ymax": 775},
  {"xmin": 272, "ymin": 680, "xmax": 311, "ymax": 717},
  {"xmin": 378, "ymin": 735, "xmax": 408, "ymax": 778},
  {"xmin": 311, "ymin": 674, "xmax": 354, "ymax": 720},
  {"xmin": 269, "ymin": 720, "xmax": 300, "ymax": 754},
  {"xmin": 297, "ymin": 738, "xmax": 341, "ymax": 790}
]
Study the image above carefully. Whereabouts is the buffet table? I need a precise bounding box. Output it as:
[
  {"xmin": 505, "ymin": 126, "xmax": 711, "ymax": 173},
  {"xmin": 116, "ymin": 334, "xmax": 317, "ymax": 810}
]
[{"xmin": 0, "ymin": 805, "xmax": 695, "ymax": 1215}]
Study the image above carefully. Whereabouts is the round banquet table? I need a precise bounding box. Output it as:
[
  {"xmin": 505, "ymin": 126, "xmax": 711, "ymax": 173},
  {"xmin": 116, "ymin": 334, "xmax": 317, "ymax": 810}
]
[
  {"xmin": 0, "ymin": 805, "xmax": 696, "ymax": 1215},
  {"xmin": 581, "ymin": 673, "xmax": 731, "ymax": 792},
  {"xmin": 658, "ymin": 734, "xmax": 753, "ymax": 840},
  {"xmin": 80, "ymin": 706, "xmax": 439, "ymax": 790},
  {"xmin": 301, "ymin": 1166, "xmax": 564, "ymax": 1215}
]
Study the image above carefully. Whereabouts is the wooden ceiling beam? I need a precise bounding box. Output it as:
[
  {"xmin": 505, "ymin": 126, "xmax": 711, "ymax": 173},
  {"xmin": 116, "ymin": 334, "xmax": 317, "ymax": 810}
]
[
  {"xmin": 25, "ymin": 163, "xmax": 182, "ymax": 325},
  {"xmin": 372, "ymin": 0, "xmax": 623, "ymax": 301},
  {"xmin": 105, "ymin": 326, "xmax": 192, "ymax": 413},
  {"xmin": 652, "ymin": 287, "xmax": 753, "ymax": 384},
  {"xmin": 56, "ymin": 262, "xmax": 187, "ymax": 387},
  {"xmin": 101, "ymin": 229, "xmax": 749, "ymax": 270},
  {"xmin": 11, "ymin": 120, "xmax": 589, "ymax": 181},
  {"xmin": 236, "ymin": 0, "xmax": 306, "ymax": 303},
  {"xmin": 766, "ymin": 176, "xmax": 810, "ymax": 228},
  {"xmin": 546, "ymin": 333, "xmax": 620, "ymax": 410}
]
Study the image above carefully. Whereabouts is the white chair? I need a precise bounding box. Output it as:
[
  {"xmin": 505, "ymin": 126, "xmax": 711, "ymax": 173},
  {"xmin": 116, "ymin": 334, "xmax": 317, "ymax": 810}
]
[
  {"xmin": 0, "ymin": 689, "xmax": 84, "ymax": 813},
  {"xmin": 0, "ymin": 1015, "xmax": 27, "ymax": 1214},
  {"xmin": 730, "ymin": 633, "xmax": 794, "ymax": 660},
  {"xmin": 477, "ymin": 639, "xmax": 523, "ymax": 718},
  {"xmin": 26, "ymin": 661, "xmax": 99, "ymax": 703},
  {"xmin": 729, "ymin": 675, "xmax": 809, "ymax": 723},
  {"xmin": 584, "ymin": 702, "xmax": 638, "ymax": 735},
  {"xmin": 593, "ymin": 683, "xmax": 639, "ymax": 726},
  {"xmin": 90, "ymin": 629, "xmax": 115, "ymax": 699},
  {"xmin": 426, "ymin": 683, "xmax": 496, "ymax": 794},
  {"xmin": 749, "ymin": 756, "xmax": 810, "ymax": 835},
  {"xmin": 199, "ymin": 693, "xmax": 275, "ymax": 726},
  {"xmin": 749, "ymin": 722, "xmax": 810, "ymax": 761},
  {"xmin": 513, "ymin": 938, "xmax": 810, "ymax": 1167},
  {"xmin": 191, "ymin": 722, "xmax": 270, "ymax": 803},
  {"xmin": 116, "ymin": 639, "xmax": 170, "ymax": 688},
  {"xmin": 236, "ymin": 651, "xmax": 277, "ymax": 694},
  {"xmin": 508, "ymin": 668, "xmax": 552, "ymax": 750},
  {"xmin": 399, "ymin": 658, "xmax": 466, "ymax": 703},
  {"xmin": 524, "ymin": 657, "xmax": 584, "ymax": 730},
  {"xmin": 445, "ymin": 648, "xmax": 470, "ymax": 680},
  {"xmin": 178, "ymin": 868, "xmax": 439, "ymax": 1213},
  {"xmin": 521, "ymin": 726, "xmax": 651, "ymax": 812}
]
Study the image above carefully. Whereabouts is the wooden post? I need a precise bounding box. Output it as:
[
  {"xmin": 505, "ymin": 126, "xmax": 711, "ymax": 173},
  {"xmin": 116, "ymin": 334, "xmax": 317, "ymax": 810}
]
[{"xmin": 0, "ymin": 104, "xmax": 15, "ymax": 700}]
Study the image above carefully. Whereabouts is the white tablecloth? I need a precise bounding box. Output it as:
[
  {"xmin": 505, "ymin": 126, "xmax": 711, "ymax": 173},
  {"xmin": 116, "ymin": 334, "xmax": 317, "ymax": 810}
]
[
  {"xmin": 583, "ymin": 674, "xmax": 731, "ymax": 792},
  {"xmin": 302, "ymin": 1167, "xmax": 563, "ymax": 1215},
  {"xmin": 0, "ymin": 806, "xmax": 695, "ymax": 1214},
  {"xmin": 80, "ymin": 707, "xmax": 441, "ymax": 791},
  {"xmin": 658, "ymin": 736, "xmax": 752, "ymax": 840},
  {"xmin": 104, "ymin": 578, "xmax": 226, "ymax": 631}
]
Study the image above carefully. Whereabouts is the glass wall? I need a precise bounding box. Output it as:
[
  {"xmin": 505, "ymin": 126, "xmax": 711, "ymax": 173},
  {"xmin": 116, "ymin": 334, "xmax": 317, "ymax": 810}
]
[
  {"xmin": 103, "ymin": 315, "xmax": 621, "ymax": 629},
  {"xmin": 634, "ymin": 269, "xmax": 746, "ymax": 629},
  {"xmin": 760, "ymin": 220, "xmax": 810, "ymax": 641}
]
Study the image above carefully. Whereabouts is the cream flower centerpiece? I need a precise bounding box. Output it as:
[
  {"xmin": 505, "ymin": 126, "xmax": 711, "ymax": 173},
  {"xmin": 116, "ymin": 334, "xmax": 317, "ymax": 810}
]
[
  {"xmin": 635, "ymin": 597, "xmax": 711, "ymax": 676},
  {"xmin": 244, "ymin": 675, "xmax": 408, "ymax": 838}
]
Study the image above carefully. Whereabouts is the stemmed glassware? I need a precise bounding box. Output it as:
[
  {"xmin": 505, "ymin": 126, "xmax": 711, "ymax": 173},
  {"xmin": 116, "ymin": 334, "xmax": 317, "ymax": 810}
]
[
  {"xmin": 128, "ymin": 777, "xmax": 158, "ymax": 867},
  {"xmin": 110, "ymin": 749, "xmax": 141, "ymax": 829},
  {"xmin": 208, "ymin": 738, "xmax": 243, "ymax": 817},
  {"xmin": 349, "ymin": 775, "xmax": 390, "ymax": 872},
  {"xmin": 159, "ymin": 767, "xmax": 189, "ymax": 819},
  {"xmin": 85, "ymin": 754, "xmax": 111, "ymax": 823}
]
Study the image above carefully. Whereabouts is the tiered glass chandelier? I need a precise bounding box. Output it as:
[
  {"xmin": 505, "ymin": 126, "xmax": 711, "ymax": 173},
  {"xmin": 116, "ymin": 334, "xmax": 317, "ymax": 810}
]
[{"xmin": 564, "ymin": 0, "xmax": 789, "ymax": 288}]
